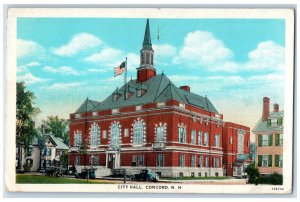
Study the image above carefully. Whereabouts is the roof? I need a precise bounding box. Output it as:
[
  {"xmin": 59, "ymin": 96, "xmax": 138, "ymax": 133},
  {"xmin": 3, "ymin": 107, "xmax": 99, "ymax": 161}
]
[
  {"xmin": 252, "ymin": 111, "xmax": 284, "ymax": 133},
  {"xmin": 75, "ymin": 97, "xmax": 100, "ymax": 113},
  {"xmin": 74, "ymin": 74, "xmax": 218, "ymax": 114},
  {"xmin": 142, "ymin": 19, "xmax": 152, "ymax": 49},
  {"xmin": 48, "ymin": 135, "xmax": 69, "ymax": 150}
]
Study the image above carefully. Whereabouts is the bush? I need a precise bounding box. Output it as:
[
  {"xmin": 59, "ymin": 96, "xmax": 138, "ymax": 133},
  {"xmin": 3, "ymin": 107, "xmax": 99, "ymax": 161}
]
[
  {"xmin": 245, "ymin": 163, "xmax": 259, "ymax": 183},
  {"xmin": 257, "ymin": 173, "xmax": 283, "ymax": 185},
  {"xmin": 23, "ymin": 162, "xmax": 32, "ymax": 172}
]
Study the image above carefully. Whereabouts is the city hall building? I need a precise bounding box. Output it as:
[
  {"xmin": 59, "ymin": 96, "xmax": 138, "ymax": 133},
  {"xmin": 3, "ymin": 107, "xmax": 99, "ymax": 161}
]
[{"xmin": 68, "ymin": 19, "xmax": 251, "ymax": 178}]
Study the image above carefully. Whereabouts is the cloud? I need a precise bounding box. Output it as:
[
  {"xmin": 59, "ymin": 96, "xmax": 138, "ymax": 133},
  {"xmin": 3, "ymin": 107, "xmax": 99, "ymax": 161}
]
[
  {"xmin": 84, "ymin": 47, "xmax": 123, "ymax": 65},
  {"xmin": 84, "ymin": 47, "xmax": 140, "ymax": 72},
  {"xmin": 43, "ymin": 66, "xmax": 79, "ymax": 75},
  {"xmin": 53, "ymin": 33, "xmax": 102, "ymax": 57},
  {"xmin": 173, "ymin": 31, "xmax": 233, "ymax": 70},
  {"xmin": 17, "ymin": 73, "xmax": 49, "ymax": 85},
  {"xmin": 245, "ymin": 41, "xmax": 285, "ymax": 71},
  {"xmin": 153, "ymin": 44, "xmax": 177, "ymax": 58},
  {"xmin": 17, "ymin": 61, "xmax": 41, "ymax": 74},
  {"xmin": 87, "ymin": 68, "xmax": 107, "ymax": 73},
  {"xmin": 17, "ymin": 39, "xmax": 46, "ymax": 59},
  {"xmin": 46, "ymin": 82, "xmax": 84, "ymax": 90}
]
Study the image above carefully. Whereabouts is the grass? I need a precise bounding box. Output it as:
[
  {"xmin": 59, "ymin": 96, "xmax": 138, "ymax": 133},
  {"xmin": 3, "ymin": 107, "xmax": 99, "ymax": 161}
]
[
  {"xmin": 161, "ymin": 176, "xmax": 233, "ymax": 180},
  {"xmin": 16, "ymin": 174, "xmax": 113, "ymax": 184}
]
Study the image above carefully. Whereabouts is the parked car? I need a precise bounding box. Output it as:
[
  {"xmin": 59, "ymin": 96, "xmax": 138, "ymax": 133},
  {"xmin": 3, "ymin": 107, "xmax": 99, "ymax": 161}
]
[
  {"xmin": 130, "ymin": 169, "xmax": 159, "ymax": 182},
  {"xmin": 75, "ymin": 168, "xmax": 96, "ymax": 179},
  {"xmin": 45, "ymin": 166, "xmax": 63, "ymax": 177}
]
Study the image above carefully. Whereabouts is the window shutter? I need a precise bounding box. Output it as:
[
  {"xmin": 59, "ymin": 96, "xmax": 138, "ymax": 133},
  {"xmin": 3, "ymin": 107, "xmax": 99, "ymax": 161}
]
[
  {"xmin": 278, "ymin": 118, "xmax": 283, "ymax": 126},
  {"xmin": 267, "ymin": 119, "xmax": 271, "ymax": 126},
  {"xmin": 275, "ymin": 134, "xmax": 280, "ymax": 146},
  {"xmin": 258, "ymin": 155, "xmax": 262, "ymax": 167},
  {"xmin": 268, "ymin": 155, "xmax": 272, "ymax": 167},
  {"xmin": 275, "ymin": 155, "xmax": 279, "ymax": 167},
  {"xmin": 268, "ymin": 134, "xmax": 273, "ymax": 146},
  {"xmin": 258, "ymin": 135, "xmax": 262, "ymax": 147}
]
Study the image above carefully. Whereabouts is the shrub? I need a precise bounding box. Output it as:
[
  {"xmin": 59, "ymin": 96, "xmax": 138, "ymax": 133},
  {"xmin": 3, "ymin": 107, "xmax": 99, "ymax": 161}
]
[
  {"xmin": 23, "ymin": 162, "xmax": 32, "ymax": 172},
  {"xmin": 257, "ymin": 173, "xmax": 283, "ymax": 185}
]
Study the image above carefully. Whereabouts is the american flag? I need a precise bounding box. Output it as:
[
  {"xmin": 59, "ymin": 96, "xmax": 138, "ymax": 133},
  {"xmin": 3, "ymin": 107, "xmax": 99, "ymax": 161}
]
[{"xmin": 114, "ymin": 61, "xmax": 126, "ymax": 77}]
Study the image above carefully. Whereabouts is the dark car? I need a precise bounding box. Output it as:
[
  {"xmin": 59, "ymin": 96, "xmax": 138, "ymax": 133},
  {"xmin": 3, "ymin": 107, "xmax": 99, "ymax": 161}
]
[
  {"xmin": 75, "ymin": 168, "xmax": 96, "ymax": 179},
  {"xmin": 130, "ymin": 169, "xmax": 159, "ymax": 182}
]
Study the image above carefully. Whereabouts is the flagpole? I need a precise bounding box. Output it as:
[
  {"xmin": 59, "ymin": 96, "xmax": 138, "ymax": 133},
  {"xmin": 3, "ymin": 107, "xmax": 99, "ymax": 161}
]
[{"xmin": 125, "ymin": 57, "xmax": 128, "ymax": 97}]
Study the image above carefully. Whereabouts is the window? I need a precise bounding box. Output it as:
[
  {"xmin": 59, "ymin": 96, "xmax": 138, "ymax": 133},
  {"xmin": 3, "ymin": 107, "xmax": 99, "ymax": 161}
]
[
  {"xmin": 192, "ymin": 116, "xmax": 196, "ymax": 122},
  {"xmin": 26, "ymin": 158, "xmax": 33, "ymax": 166},
  {"xmin": 74, "ymin": 131, "xmax": 82, "ymax": 147},
  {"xmin": 146, "ymin": 52, "xmax": 149, "ymax": 64},
  {"xmin": 179, "ymin": 172, "xmax": 184, "ymax": 178},
  {"xmin": 213, "ymin": 157, "xmax": 220, "ymax": 168},
  {"xmin": 275, "ymin": 134, "xmax": 283, "ymax": 146},
  {"xmin": 75, "ymin": 155, "xmax": 80, "ymax": 165},
  {"xmin": 102, "ymin": 130, "xmax": 107, "ymax": 139},
  {"xmin": 112, "ymin": 108, "xmax": 119, "ymax": 114},
  {"xmin": 28, "ymin": 146, "xmax": 33, "ymax": 156},
  {"xmin": 259, "ymin": 134, "xmax": 272, "ymax": 146},
  {"xmin": 92, "ymin": 111, "xmax": 98, "ymax": 116},
  {"xmin": 191, "ymin": 130, "xmax": 196, "ymax": 145},
  {"xmin": 124, "ymin": 128, "xmax": 129, "ymax": 137},
  {"xmin": 113, "ymin": 93, "xmax": 121, "ymax": 101},
  {"xmin": 157, "ymin": 154, "xmax": 164, "ymax": 167},
  {"xmin": 46, "ymin": 160, "xmax": 51, "ymax": 167},
  {"xmin": 237, "ymin": 130, "xmax": 244, "ymax": 154},
  {"xmin": 179, "ymin": 154, "xmax": 185, "ymax": 167},
  {"xmin": 179, "ymin": 103, "xmax": 185, "ymax": 109},
  {"xmin": 132, "ymin": 155, "xmax": 144, "ymax": 166},
  {"xmin": 198, "ymin": 132, "xmax": 202, "ymax": 145},
  {"xmin": 126, "ymin": 92, "xmax": 133, "ymax": 99},
  {"xmin": 75, "ymin": 114, "xmax": 81, "ymax": 118},
  {"xmin": 258, "ymin": 155, "xmax": 272, "ymax": 167},
  {"xmin": 157, "ymin": 102, "xmax": 166, "ymax": 107},
  {"xmin": 205, "ymin": 156, "xmax": 209, "ymax": 167},
  {"xmin": 191, "ymin": 172, "xmax": 195, "ymax": 177},
  {"xmin": 110, "ymin": 123, "xmax": 120, "ymax": 147},
  {"xmin": 275, "ymin": 155, "xmax": 283, "ymax": 167},
  {"xmin": 204, "ymin": 132, "xmax": 209, "ymax": 146},
  {"xmin": 215, "ymin": 172, "xmax": 219, "ymax": 177},
  {"xmin": 178, "ymin": 127, "xmax": 186, "ymax": 143},
  {"xmin": 136, "ymin": 105, "xmax": 142, "ymax": 111},
  {"xmin": 198, "ymin": 156, "xmax": 203, "ymax": 167},
  {"xmin": 214, "ymin": 134, "xmax": 220, "ymax": 147},
  {"xmin": 137, "ymin": 89, "xmax": 146, "ymax": 97},
  {"xmin": 191, "ymin": 155, "xmax": 196, "ymax": 167},
  {"xmin": 199, "ymin": 117, "xmax": 203, "ymax": 124},
  {"xmin": 229, "ymin": 137, "xmax": 233, "ymax": 144},
  {"xmin": 45, "ymin": 148, "xmax": 51, "ymax": 156},
  {"xmin": 90, "ymin": 123, "xmax": 100, "ymax": 147},
  {"xmin": 93, "ymin": 156, "xmax": 99, "ymax": 165},
  {"xmin": 133, "ymin": 120, "xmax": 144, "ymax": 145},
  {"xmin": 156, "ymin": 126, "xmax": 165, "ymax": 142},
  {"xmin": 198, "ymin": 172, "xmax": 202, "ymax": 177}
]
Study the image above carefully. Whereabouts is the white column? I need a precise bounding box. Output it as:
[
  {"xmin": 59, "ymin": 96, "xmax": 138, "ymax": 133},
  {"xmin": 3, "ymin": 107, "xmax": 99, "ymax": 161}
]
[{"xmin": 105, "ymin": 153, "xmax": 108, "ymax": 168}]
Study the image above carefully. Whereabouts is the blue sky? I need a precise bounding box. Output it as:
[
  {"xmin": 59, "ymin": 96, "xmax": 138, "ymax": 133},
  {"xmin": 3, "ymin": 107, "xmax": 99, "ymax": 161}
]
[{"xmin": 16, "ymin": 18, "xmax": 286, "ymax": 131}]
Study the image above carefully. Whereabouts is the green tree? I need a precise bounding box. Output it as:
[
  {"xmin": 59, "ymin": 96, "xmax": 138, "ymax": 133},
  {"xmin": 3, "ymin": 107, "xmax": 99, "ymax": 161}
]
[
  {"xmin": 60, "ymin": 151, "xmax": 69, "ymax": 168},
  {"xmin": 245, "ymin": 163, "xmax": 259, "ymax": 184},
  {"xmin": 42, "ymin": 115, "xmax": 69, "ymax": 144},
  {"xmin": 16, "ymin": 82, "xmax": 40, "ymax": 157}
]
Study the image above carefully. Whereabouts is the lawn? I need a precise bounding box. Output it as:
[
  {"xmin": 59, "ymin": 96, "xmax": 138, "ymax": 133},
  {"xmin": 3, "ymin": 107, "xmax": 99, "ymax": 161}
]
[
  {"xmin": 16, "ymin": 174, "xmax": 113, "ymax": 184},
  {"xmin": 161, "ymin": 176, "xmax": 233, "ymax": 180}
]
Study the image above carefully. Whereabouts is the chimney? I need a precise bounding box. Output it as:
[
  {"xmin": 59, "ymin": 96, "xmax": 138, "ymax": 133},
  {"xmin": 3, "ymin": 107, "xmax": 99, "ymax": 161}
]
[
  {"xmin": 180, "ymin": 85, "xmax": 190, "ymax": 92},
  {"xmin": 262, "ymin": 97, "xmax": 270, "ymax": 121},
  {"xmin": 273, "ymin": 103, "xmax": 279, "ymax": 112}
]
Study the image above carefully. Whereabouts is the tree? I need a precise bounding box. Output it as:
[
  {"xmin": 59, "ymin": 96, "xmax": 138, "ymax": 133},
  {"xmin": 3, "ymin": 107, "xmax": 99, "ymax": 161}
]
[
  {"xmin": 16, "ymin": 82, "xmax": 40, "ymax": 157},
  {"xmin": 245, "ymin": 163, "xmax": 259, "ymax": 184},
  {"xmin": 60, "ymin": 151, "xmax": 69, "ymax": 168},
  {"xmin": 42, "ymin": 115, "xmax": 69, "ymax": 145}
]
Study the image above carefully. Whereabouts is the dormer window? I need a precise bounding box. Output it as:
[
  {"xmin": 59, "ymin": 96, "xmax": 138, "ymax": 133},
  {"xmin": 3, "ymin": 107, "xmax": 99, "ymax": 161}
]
[
  {"xmin": 113, "ymin": 93, "xmax": 121, "ymax": 101},
  {"xmin": 92, "ymin": 111, "xmax": 98, "ymax": 116},
  {"xmin": 75, "ymin": 114, "xmax": 81, "ymax": 119},
  {"xmin": 267, "ymin": 118, "xmax": 283, "ymax": 127},
  {"xmin": 179, "ymin": 103, "xmax": 185, "ymax": 109},
  {"xmin": 126, "ymin": 91, "xmax": 134, "ymax": 99},
  {"xmin": 137, "ymin": 89, "xmax": 146, "ymax": 97}
]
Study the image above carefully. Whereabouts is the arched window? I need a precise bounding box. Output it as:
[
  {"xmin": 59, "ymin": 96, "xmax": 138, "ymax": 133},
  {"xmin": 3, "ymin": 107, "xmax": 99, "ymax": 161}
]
[
  {"xmin": 90, "ymin": 123, "xmax": 100, "ymax": 147},
  {"xmin": 237, "ymin": 130, "xmax": 244, "ymax": 154},
  {"xmin": 133, "ymin": 120, "xmax": 144, "ymax": 145},
  {"xmin": 74, "ymin": 130, "xmax": 82, "ymax": 147},
  {"xmin": 110, "ymin": 122, "xmax": 121, "ymax": 146}
]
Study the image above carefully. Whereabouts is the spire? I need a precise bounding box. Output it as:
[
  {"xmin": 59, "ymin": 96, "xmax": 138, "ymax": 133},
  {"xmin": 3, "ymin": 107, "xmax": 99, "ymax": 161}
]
[{"xmin": 142, "ymin": 19, "xmax": 152, "ymax": 49}]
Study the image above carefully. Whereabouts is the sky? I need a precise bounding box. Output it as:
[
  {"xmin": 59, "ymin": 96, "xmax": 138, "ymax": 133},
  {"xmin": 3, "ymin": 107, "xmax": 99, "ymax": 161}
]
[{"xmin": 16, "ymin": 18, "xmax": 285, "ymax": 136}]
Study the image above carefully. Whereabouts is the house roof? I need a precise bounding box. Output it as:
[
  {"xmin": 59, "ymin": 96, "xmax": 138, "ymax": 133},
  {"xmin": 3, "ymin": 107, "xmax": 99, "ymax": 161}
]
[
  {"xmin": 32, "ymin": 134, "xmax": 69, "ymax": 150},
  {"xmin": 252, "ymin": 111, "xmax": 284, "ymax": 133},
  {"xmin": 74, "ymin": 74, "xmax": 218, "ymax": 114}
]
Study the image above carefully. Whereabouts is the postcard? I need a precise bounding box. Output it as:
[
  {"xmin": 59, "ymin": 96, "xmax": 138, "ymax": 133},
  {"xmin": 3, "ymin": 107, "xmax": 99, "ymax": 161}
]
[{"xmin": 5, "ymin": 8, "xmax": 294, "ymax": 194}]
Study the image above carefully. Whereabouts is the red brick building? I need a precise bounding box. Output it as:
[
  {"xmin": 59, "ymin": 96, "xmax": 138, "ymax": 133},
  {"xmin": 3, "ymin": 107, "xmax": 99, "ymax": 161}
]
[{"xmin": 68, "ymin": 19, "xmax": 251, "ymax": 178}]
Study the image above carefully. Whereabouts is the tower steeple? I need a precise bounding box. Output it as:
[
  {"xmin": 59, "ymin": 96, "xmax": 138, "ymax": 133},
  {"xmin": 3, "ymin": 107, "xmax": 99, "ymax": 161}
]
[{"xmin": 137, "ymin": 19, "xmax": 156, "ymax": 83}]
